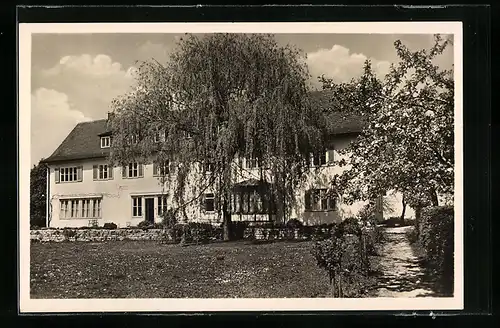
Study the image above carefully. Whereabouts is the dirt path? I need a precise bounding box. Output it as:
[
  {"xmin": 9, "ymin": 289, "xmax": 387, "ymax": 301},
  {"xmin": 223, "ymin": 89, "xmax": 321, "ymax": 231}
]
[{"xmin": 370, "ymin": 226, "xmax": 439, "ymax": 298}]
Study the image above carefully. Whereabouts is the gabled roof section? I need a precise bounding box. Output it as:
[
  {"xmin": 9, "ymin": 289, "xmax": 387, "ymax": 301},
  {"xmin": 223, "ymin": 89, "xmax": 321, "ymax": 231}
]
[
  {"xmin": 309, "ymin": 90, "xmax": 366, "ymax": 135},
  {"xmin": 41, "ymin": 119, "xmax": 112, "ymax": 164}
]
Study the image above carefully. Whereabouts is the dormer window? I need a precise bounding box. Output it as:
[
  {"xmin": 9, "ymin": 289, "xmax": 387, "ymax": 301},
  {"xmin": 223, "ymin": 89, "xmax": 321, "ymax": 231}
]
[
  {"xmin": 100, "ymin": 136, "xmax": 111, "ymax": 148},
  {"xmin": 154, "ymin": 131, "xmax": 166, "ymax": 143}
]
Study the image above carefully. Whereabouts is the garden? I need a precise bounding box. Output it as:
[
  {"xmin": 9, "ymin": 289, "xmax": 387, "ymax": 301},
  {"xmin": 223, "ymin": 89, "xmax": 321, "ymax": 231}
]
[{"xmin": 30, "ymin": 206, "xmax": 454, "ymax": 299}]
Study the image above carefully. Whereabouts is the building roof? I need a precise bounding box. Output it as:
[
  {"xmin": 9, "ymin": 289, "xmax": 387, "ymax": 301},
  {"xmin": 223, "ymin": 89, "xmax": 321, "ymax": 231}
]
[
  {"xmin": 41, "ymin": 119, "xmax": 111, "ymax": 164},
  {"xmin": 42, "ymin": 90, "xmax": 364, "ymax": 164},
  {"xmin": 309, "ymin": 90, "xmax": 366, "ymax": 135}
]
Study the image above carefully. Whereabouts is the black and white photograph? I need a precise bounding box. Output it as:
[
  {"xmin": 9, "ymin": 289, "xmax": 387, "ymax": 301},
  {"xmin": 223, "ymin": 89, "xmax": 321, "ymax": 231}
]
[{"xmin": 19, "ymin": 22, "xmax": 463, "ymax": 312}]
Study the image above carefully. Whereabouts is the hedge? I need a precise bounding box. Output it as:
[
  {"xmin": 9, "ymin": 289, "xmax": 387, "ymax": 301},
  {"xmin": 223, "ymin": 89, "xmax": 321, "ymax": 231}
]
[{"xmin": 418, "ymin": 206, "xmax": 454, "ymax": 294}]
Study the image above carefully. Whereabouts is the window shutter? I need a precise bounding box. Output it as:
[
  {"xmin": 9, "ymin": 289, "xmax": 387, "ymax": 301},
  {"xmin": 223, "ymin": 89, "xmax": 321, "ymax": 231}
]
[
  {"xmin": 93, "ymin": 165, "xmax": 98, "ymax": 180},
  {"xmin": 327, "ymin": 149, "xmax": 335, "ymax": 164},
  {"xmin": 122, "ymin": 166, "xmax": 127, "ymax": 179},
  {"xmin": 108, "ymin": 165, "xmax": 113, "ymax": 179},
  {"xmin": 214, "ymin": 194, "xmax": 219, "ymax": 211},
  {"xmin": 77, "ymin": 166, "xmax": 83, "ymax": 182},
  {"xmin": 200, "ymin": 194, "xmax": 206, "ymax": 211},
  {"xmin": 153, "ymin": 162, "xmax": 158, "ymax": 176},
  {"xmin": 138, "ymin": 164, "xmax": 144, "ymax": 177},
  {"xmin": 328, "ymin": 197, "xmax": 336, "ymax": 210},
  {"xmin": 304, "ymin": 190, "xmax": 311, "ymax": 211},
  {"xmin": 55, "ymin": 168, "xmax": 60, "ymax": 183}
]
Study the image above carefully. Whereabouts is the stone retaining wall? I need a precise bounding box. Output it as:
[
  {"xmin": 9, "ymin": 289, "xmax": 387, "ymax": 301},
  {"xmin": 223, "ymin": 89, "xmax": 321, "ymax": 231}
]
[
  {"xmin": 30, "ymin": 228, "xmax": 167, "ymax": 242},
  {"xmin": 31, "ymin": 225, "xmax": 370, "ymax": 243}
]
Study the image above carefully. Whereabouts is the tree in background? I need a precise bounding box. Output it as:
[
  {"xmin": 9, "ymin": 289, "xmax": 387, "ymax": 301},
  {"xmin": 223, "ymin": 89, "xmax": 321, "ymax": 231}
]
[
  {"xmin": 109, "ymin": 34, "xmax": 326, "ymax": 240},
  {"xmin": 30, "ymin": 160, "xmax": 48, "ymax": 228},
  {"xmin": 321, "ymin": 34, "xmax": 454, "ymax": 219}
]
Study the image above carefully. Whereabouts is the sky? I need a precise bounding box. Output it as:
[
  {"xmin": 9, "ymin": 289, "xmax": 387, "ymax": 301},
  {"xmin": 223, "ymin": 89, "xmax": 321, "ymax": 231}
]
[{"xmin": 30, "ymin": 33, "xmax": 454, "ymax": 167}]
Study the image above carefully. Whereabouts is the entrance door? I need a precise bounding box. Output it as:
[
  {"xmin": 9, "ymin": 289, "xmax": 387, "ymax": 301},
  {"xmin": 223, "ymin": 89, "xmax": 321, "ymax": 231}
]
[{"xmin": 145, "ymin": 198, "xmax": 155, "ymax": 224}]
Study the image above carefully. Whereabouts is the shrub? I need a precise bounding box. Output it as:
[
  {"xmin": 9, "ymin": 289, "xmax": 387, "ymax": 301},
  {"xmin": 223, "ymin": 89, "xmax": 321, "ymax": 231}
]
[
  {"xmin": 103, "ymin": 222, "xmax": 118, "ymax": 230},
  {"xmin": 312, "ymin": 232, "xmax": 369, "ymax": 297},
  {"xmin": 62, "ymin": 228, "xmax": 77, "ymax": 240},
  {"xmin": 228, "ymin": 221, "xmax": 248, "ymax": 240},
  {"xmin": 137, "ymin": 220, "xmax": 155, "ymax": 230},
  {"xmin": 418, "ymin": 206, "xmax": 454, "ymax": 294},
  {"xmin": 286, "ymin": 218, "xmax": 303, "ymax": 229},
  {"xmin": 337, "ymin": 218, "xmax": 362, "ymax": 236},
  {"xmin": 162, "ymin": 222, "xmax": 221, "ymax": 244},
  {"xmin": 161, "ymin": 209, "xmax": 178, "ymax": 228},
  {"xmin": 405, "ymin": 226, "xmax": 419, "ymax": 244}
]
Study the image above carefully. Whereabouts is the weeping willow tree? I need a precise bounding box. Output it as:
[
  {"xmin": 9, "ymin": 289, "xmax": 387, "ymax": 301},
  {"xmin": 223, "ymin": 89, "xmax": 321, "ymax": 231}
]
[{"xmin": 109, "ymin": 33, "xmax": 325, "ymax": 240}]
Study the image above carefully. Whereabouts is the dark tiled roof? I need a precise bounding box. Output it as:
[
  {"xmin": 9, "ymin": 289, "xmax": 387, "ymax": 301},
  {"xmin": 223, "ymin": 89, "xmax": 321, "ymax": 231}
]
[
  {"xmin": 42, "ymin": 119, "xmax": 111, "ymax": 164},
  {"xmin": 42, "ymin": 91, "xmax": 364, "ymax": 164},
  {"xmin": 309, "ymin": 90, "xmax": 366, "ymax": 135}
]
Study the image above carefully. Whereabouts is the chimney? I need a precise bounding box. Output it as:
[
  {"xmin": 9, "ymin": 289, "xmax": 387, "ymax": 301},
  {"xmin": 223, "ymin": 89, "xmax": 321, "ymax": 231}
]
[{"xmin": 107, "ymin": 111, "xmax": 115, "ymax": 121}]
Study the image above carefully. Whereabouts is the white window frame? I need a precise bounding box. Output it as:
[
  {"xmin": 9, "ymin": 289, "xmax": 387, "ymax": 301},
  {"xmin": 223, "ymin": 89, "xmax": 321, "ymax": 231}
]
[
  {"xmin": 98, "ymin": 164, "xmax": 109, "ymax": 180},
  {"xmin": 245, "ymin": 157, "xmax": 259, "ymax": 169},
  {"xmin": 154, "ymin": 161, "xmax": 170, "ymax": 176},
  {"xmin": 127, "ymin": 163, "xmax": 139, "ymax": 178},
  {"xmin": 100, "ymin": 136, "xmax": 111, "ymax": 148},
  {"xmin": 204, "ymin": 193, "xmax": 215, "ymax": 212},
  {"xmin": 204, "ymin": 161, "xmax": 214, "ymax": 173},
  {"xmin": 59, "ymin": 166, "xmax": 80, "ymax": 183},
  {"xmin": 60, "ymin": 197, "xmax": 102, "ymax": 219},
  {"xmin": 311, "ymin": 152, "xmax": 327, "ymax": 167},
  {"xmin": 157, "ymin": 195, "xmax": 168, "ymax": 217},
  {"xmin": 132, "ymin": 196, "xmax": 143, "ymax": 217},
  {"xmin": 305, "ymin": 189, "xmax": 336, "ymax": 212},
  {"xmin": 154, "ymin": 131, "xmax": 166, "ymax": 143}
]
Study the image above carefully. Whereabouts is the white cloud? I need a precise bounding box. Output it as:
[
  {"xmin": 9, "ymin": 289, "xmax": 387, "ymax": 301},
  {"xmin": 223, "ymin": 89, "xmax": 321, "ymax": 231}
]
[
  {"xmin": 306, "ymin": 45, "xmax": 391, "ymax": 89},
  {"xmin": 31, "ymin": 88, "xmax": 91, "ymax": 167},
  {"xmin": 35, "ymin": 54, "xmax": 136, "ymax": 119},
  {"xmin": 44, "ymin": 54, "xmax": 131, "ymax": 78}
]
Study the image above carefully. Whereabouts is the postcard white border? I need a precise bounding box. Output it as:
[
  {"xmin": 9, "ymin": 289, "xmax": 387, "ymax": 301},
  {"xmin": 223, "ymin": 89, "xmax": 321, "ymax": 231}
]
[{"xmin": 18, "ymin": 22, "xmax": 464, "ymax": 313}]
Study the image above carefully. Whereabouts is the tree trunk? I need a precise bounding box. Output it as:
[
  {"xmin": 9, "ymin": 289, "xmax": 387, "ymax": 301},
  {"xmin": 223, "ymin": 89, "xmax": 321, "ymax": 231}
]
[
  {"xmin": 222, "ymin": 198, "xmax": 232, "ymax": 241},
  {"xmin": 430, "ymin": 189, "xmax": 439, "ymax": 206},
  {"xmin": 415, "ymin": 206, "xmax": 422, "ymax": 237},
  {"xmin": 400, "ymin": 193, "xmax": 406, "ymax": 223}
]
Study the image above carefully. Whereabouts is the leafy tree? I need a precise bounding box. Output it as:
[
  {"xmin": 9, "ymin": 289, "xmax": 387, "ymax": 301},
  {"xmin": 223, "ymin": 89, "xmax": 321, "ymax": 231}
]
[
  {"xmin": 109, "ymin": 34, "xmax": 325, "ymax": 240},
  {"xmin": 30, "ymin": 160, "xmax": 48, "ymax": 228},
  {"xmin": 321, "ymin": 34, "xmax": 454, "ymax": 216}
]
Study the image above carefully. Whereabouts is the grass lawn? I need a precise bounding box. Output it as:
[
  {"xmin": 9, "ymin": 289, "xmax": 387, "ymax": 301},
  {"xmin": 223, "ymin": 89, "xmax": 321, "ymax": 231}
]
[{"xmin": 30, "ymin": 240, "xmax": 332, "ymax": 299}]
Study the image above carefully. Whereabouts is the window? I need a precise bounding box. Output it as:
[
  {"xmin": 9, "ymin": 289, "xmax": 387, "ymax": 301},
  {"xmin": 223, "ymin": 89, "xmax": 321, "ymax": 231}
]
[
  {"xmin": 305, "ymin": 189, "xmax": 336, "ymax": 212},
  {"xmin": 57, "ymin": 166, "xmax": 82, "ymax": 183},
  {"xmin": 153, "ymin": 161, "xmax": 170, "ymax": 176},
  {"xmin": 132, "ymin": 197, "xmax": 142, "ymax": 217},
  {"xmin": 100, "ymin": 136, "xmax": 111, "ymax": 148},
  {"xmin": 311, "ymin": 152, "xmax": 327, "ymax": 167},
  {"xmin": 123, "ymin": 163, "xmax": 143, "ymax": 178},
  {"xmin": 204, "ymin": 193, "xmax": 215, "ymax": 212},
  {"xmin": 93, "ymin": 164, "xmax": 113, "ymax": 180},
  {"xmin": 204, "ymin": 162, "xmax": 214, "ymax": 173},
  {"xmin": 157, "ymin": 196, "xmax": 168, "ymax": 216},
  {"xmin": 246, "ymin": 157, "xmax": 258, "ymax": 169},
  {"xmin": 183, "ymin": 131, "xmax": 193, "ymax": 139},
  {"xmin": 154, "ymin": 131, "xmax": 166, "ymax": 143},
  {"xmin": 60, "ymin": 198, "xmax": 101, "ymax": 219}
]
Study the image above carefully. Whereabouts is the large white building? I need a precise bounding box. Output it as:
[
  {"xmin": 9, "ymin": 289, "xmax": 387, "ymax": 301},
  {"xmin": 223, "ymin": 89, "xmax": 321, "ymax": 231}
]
[{"xmin": 41, "ymin": 92, "xmax": 412, "ymax": 228}]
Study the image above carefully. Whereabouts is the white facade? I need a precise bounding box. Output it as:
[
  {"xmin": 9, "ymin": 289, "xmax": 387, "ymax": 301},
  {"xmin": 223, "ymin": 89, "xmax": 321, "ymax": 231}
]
[{"xmin": 46, "ymin": 133, "xmax": 413, "ymax": 228}]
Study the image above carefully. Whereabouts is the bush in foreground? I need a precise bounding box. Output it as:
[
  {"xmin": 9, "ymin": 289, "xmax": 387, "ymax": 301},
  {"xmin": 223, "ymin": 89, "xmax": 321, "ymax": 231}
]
[
  {"xmin": 417, "ymin": 206, "xmax": 454, "ymax": 294},
  {"xmin": 311, "ymin": 218, "xmax": 373, "ymax": 297},
  {"xmin": 103, "ymin": 222, "xmax": 118, "ymax": 230}
]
